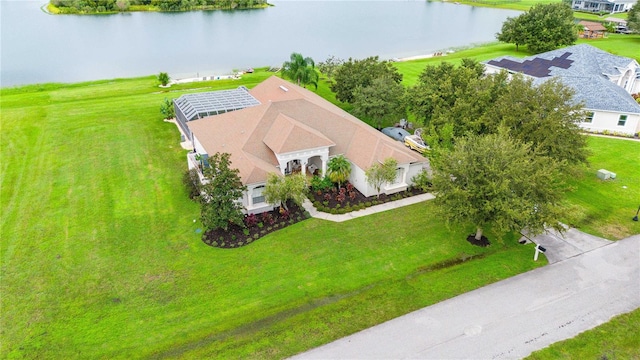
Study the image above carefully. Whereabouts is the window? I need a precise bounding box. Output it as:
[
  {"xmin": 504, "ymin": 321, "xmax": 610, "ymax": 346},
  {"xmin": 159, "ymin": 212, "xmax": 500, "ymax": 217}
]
[
  {"xmin": 584, "ymin": 112, "xmax": 594, "ymax": 123},
  {"xmin": 618, "ymin": 115, "xmax": 627, "ymax": 126},
  {"xmin": 394, "ymin": 167, "xmax": 404, "ymax": 185},
  {"xmin": 252, "ymin": 186, "xmax": 265, "ymax": 205}
]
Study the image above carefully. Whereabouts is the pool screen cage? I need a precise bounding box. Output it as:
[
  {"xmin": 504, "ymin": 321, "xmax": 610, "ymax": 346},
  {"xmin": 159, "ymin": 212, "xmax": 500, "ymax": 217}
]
[{"xmin": 174, "ymin": 86, "xmax": 261, "ymax": 139}]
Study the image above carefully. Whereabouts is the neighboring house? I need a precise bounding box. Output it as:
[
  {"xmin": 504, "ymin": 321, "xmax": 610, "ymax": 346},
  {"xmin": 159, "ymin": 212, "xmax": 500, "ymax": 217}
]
[
  {"xmin": 570, "ymin": 0, "xmax": 637, "ymax": 13},
  {"xmin": 485, "ymin": 44, "xmax": 640, "ymax": 136},
  {"xmin": 184, "ymin": 76, "xmax": 428, "ymax": 214},
  {"xmin": 578, "ymin": 20, "xmax": 607, "ymax": 38}
]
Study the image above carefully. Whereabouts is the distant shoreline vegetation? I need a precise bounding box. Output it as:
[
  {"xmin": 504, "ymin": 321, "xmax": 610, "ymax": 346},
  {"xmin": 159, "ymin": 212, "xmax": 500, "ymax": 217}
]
[{"xmin": 47, "ymin": 0, "xmax": 270, "ymax": 14}]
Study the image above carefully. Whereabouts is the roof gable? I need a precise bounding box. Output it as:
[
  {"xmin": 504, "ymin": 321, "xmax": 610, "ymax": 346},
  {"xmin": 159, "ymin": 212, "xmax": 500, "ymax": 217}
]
[{"xmin": 263, "ymin": 113, "xmax": 335, "ymax": 154}]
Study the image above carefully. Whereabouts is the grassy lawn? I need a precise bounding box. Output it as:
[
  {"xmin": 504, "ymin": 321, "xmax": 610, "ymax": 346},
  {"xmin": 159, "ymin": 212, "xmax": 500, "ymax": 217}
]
[
  {"xmin": 525, "ymin": 308, "xmax": 640, "ymax": 360},
  {"xmin": 0, "ymin": 71, "xmax": 544, "ymax": 358},
  {"xmin": 562, "ymin": 136, "xmax": 640, "ymax": 240},
  {"xmin": 2, "ymin": 43, "xmax": 639, "ymax": 357}
]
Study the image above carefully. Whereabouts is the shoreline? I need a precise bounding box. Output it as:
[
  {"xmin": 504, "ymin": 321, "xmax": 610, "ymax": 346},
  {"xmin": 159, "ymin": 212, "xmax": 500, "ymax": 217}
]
[{"xmin": 395, "ymin": 50, "xmax": 454, "ymax": 62}]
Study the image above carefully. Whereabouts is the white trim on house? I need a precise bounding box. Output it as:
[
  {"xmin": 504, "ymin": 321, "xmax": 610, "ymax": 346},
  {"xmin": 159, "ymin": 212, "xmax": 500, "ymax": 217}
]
[
  {"xmin": 579, "ymin": 109, "xmax": 640, "ymax": 136},
  {"xmin": 571, "ymin": 0, "xmax": 637, "ymax": 13}
]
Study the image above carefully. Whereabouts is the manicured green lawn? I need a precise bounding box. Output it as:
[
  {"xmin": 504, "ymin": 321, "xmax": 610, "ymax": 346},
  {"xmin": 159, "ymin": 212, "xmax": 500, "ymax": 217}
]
[
  {"xmin": 562, "ymin": 136, "xmax": 640, "ymax": 240},
  {"xmin": 2, "ymin": 52, "xmax": 638, "ymax": 357},
  {"xmin": 525, "ymin": 308, "xmax": 640, "ymax": 360},
  {"xmin": 0, "ymin": 71, "xmax": 543, "ymax": 358}
]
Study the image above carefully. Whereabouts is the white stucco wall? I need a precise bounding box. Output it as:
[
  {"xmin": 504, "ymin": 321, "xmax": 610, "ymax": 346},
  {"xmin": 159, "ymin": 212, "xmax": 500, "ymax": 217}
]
[
  {"xmin": 406, "ymin": 162, "xmax": 428, "ymax": 185},
  {"xmin": 580, "ymin": 109, "xmax": 640, "ymax": 136},
  {"xmin": 349, "ymin": 165, "xmax": 373, "ymax": 197},
  {"xmin": 244, "ymin": 182, "xmax": 276, "ymax": 215},
  {"xmin": 349, "ymin": 161, "xmax": 428, "ymax": 198},
  {"xmin": 192, "ymin": 135, "xmax": 207, "ymax": 154}
]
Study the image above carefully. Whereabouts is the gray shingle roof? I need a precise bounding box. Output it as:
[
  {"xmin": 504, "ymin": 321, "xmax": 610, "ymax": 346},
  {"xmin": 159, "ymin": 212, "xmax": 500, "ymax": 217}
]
[{"xmin": 486, "ymin": 44, "xmax": 640, "ymax": 114}]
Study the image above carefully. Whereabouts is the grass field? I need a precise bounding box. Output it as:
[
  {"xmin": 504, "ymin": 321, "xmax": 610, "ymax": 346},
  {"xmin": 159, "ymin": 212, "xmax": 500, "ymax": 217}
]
[
  {"xmin": 2, "ymin": 43, "xmax": 639, "ymax": 357},
  {"xmin": 526, "ymin": 308, "xmax": 640, "ymax": 360},
  {"xmin": 0, "ymin": 72, "xmax": 545, "ymax": 358},
  {"xmin": 562, "ymin": 136, "xmax": 640, "ymax": 240}
]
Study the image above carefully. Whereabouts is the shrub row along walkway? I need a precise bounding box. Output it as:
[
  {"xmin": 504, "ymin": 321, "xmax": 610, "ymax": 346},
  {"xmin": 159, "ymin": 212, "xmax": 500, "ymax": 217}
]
[{"xmin": 302, "ymin": 193, "xmax": 435, "ymax": 223}]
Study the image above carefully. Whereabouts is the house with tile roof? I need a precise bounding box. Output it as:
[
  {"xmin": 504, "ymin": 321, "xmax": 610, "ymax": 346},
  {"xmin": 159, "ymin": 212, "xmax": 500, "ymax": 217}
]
[
  {"xmin": 484, "ymin": 44, "xmax": 640, "ymax": 136},
  {"xmin": 181, "ymin": 76, "xmax": 429, "ymax": 214},
  {"xmin": 578, "ymin": 20, "xmax": 607, "ymax": 38},
  {"xmin": 570, "ymin": 0, "xmax": 637, "ymax": 13}
]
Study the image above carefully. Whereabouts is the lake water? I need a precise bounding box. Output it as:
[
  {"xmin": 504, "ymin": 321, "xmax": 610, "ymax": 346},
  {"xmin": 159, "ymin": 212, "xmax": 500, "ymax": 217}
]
[{"xmin": 0, "ymin": 1, "xmax": 519, "ymax": 87}]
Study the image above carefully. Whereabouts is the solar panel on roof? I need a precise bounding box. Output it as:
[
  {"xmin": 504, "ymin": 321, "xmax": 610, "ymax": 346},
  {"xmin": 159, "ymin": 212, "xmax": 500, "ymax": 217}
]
[{"xmin": 488, "ymin": 52, "xmax": 574, "ymax": 78}]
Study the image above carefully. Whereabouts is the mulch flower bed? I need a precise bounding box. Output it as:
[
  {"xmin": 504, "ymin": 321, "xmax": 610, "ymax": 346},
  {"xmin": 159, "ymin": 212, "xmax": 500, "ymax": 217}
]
[
  {"xmin": 202, "ymin": 202, "xmax": 309, "ymax": 249},
  {"xmin": 307, "ymin": 181, "xmax": 425, "ymax": 214},
  {"xmin": 466, "ymin": 234, "xmax": 491, "ymax": 247}
]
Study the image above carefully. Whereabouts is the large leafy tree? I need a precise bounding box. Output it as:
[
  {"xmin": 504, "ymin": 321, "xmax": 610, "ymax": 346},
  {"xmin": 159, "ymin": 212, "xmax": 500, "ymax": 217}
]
[
  {"xmin": 326, "ymin": 155, "xmax": 351, "ymax": 189},
  {"xmin": 331, "ymin": 56, "xmax": 402, "ymax": 104},
  {"xmin": 365, "ymin": 158, "xmax": 398, "ymax": 198},
  {"xmin": 482, "ymin": 74, "xmax": 589, "ymax": 165},
  {"xmin": 628, "ymin": 3, "xmax": 640, "ymax": 33},
  {"xmin": 282, "ymin": 52, "xmax": 319, "ymax": 89},
  {"xmin": 405, "ymin": 59, "xmax": 495, "ymax": 130},
  {"xmin": 432, "ymin": 132, "xmax": 565, "ymax": 242},
  {"xmin": 263, "ymin": 173, "xmax": 307, "ymax": 211},
  {"xmin": 408, "ymin": 61, "xmax": 588, "ymax": 167},
  {"xmin": 199, "ymin": 152, "xmax": 247, "ymax": 231},
  {"xmin": 496, "ymin": 17, "xmax": 528, "ymax": 52},
  {"xmin": 496, "ymin": 3, "xmax": 577, "ymax": 53},
  {"xmin": 352, "ymin": 75, "xmax": 406, "ymax": 130}
]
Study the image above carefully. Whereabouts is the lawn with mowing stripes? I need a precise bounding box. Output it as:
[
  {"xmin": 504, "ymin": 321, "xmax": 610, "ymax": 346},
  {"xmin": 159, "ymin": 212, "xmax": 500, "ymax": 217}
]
[
  {"xmin": 1, "ymin": 70, "xmax": 544, "ymax": 358},
  {"xmin": 2, "ymin": 64, "xmax": 638, "ymax": 358},
  {"xmin": 562, "ymin": 136, "xmax": 640, "ymax": 240}
]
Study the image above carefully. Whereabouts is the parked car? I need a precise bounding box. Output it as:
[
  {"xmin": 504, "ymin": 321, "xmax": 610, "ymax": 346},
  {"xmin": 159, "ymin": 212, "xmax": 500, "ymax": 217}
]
[
  {"xmin": 615, "ymin": 26, "xmax": 632, "ymax": 34},
  {"xmin": 381, "ymin": 127, "xmax": 411, "ymax": 141}
]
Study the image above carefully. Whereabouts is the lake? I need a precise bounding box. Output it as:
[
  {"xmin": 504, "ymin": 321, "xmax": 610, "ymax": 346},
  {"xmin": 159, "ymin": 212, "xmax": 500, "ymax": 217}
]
[{"xmin": 0, "ymin": 1, "xmax": 519, "ymax": 87}]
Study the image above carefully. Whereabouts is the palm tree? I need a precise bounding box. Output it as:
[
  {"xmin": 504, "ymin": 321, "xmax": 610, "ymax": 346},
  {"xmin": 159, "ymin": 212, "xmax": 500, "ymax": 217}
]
[
  {"xmin": 327, "ymin": 155, "xmax": 351, "ymax": 189},
  {"xmin": 282, "ymin": 52, "xmax": 319, "ymax": 89}
]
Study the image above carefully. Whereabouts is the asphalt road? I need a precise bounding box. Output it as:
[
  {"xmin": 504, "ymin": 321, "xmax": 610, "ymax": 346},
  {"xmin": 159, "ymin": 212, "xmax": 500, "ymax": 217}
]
[{"xmin": 292, "ymin": 234, "xmax": 640, "ymax": 359}]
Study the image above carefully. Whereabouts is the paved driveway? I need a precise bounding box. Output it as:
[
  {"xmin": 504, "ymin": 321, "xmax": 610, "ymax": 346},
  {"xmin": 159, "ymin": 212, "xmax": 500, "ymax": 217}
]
[
  {"xmin": 521, "ymin": 227, "xmax": 613, "ymax": 264},
  {"xmin": 291, "ymin": 234, "xmax": 640, "ymax": 360}
]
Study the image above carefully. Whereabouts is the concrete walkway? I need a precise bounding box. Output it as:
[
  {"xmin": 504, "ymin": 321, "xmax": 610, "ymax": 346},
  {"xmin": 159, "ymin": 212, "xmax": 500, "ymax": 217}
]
[
  {"xmin": 521, "ymin": 227, "xmax": 613, "ymax": 264},
  {"xmin": 292, "ymin": 234, "xmax": 640, "ymax": 359},
  {"xmin": 302, "ymin": 193, "xmax": 435, "ymax": 223}
]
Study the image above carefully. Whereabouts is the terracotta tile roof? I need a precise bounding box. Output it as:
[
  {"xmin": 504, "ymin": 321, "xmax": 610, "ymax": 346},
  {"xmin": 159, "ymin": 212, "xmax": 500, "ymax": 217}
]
[
  {"xmin": 579, "ymin": 21, "xmax": 607, "ymax": 32},
  {"xmin": 188, "ymin": 76, "xmax": 426, "ymax": 185},
  {"xmin": 264, "ymin": 113, "xmax": 336, "ymax": 154}
]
